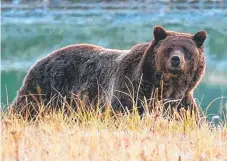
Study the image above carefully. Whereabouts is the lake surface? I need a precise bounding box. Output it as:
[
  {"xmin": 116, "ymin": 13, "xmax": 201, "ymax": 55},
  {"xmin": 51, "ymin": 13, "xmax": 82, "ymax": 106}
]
[{"xmin": 1, "ymin": 1, "xmax": 227, "ymax": 118}]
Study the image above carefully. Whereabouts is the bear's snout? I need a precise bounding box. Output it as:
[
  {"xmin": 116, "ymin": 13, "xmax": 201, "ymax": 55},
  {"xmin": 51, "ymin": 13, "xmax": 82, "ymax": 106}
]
[
  {"xmin": 169, "ymin": 49, "xmax": 185, "ymax": 69},
  {"xmin": 171, "ymin": 56, "xmax": 180, "ymax": 67}
]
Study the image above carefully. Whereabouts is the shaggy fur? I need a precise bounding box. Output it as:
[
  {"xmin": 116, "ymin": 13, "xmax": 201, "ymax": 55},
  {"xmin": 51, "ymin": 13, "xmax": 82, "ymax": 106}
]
[{"xmin": 12, "ymin": 26, "xmax": 207, "ymax": 116}]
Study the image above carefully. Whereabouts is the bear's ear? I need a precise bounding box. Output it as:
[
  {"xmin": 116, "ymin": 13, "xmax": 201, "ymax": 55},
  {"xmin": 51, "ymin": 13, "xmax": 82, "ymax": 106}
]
[
  {"xmin": 193, "ymin": 31, "xmax": 207, "ymax": 48},
  {"xmin": 153, "ymin": 26, "xmax": 167, "ymax": 42}
]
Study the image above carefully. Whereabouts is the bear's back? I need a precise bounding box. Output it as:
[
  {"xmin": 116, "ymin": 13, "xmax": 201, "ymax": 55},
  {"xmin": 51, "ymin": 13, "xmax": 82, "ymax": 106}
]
[{"xmin": 48, "ymin": 44, "xmax": 129, "ymax": 59}]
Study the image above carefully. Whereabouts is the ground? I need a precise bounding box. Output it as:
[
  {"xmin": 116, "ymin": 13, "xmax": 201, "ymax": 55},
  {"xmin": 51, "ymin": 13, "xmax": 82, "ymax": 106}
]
[{"xmin": 1, "ymin": 104, "xmax": 227, "ymax": 161}]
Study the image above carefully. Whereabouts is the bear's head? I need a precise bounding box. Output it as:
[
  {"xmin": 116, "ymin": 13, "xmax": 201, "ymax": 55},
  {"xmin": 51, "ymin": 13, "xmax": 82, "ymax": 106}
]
[{"xmin": 152, "ymin": 26, "xmax": 207, "ymax": 76}]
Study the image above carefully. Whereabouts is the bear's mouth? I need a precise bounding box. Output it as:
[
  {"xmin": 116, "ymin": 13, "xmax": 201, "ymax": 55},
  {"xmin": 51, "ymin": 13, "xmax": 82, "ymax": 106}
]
[{"xmin": 168, "ymin": 67, "xmax": 182, "ymax": 75}]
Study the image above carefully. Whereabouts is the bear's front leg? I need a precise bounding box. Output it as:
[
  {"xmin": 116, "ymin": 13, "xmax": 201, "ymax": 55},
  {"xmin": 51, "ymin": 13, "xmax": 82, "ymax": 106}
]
[
  {"xmin": 111, "ymin": 95, "xmax": 145, "ymax": 115},
  {"xmin": 179, "ymin": 93, "xmax": 200, "ymax": 119}
]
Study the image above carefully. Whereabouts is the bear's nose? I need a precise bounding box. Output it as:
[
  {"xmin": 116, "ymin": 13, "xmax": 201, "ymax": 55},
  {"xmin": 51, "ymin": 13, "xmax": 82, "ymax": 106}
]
[{"xmin": 171, "ymin": 56, "xmax": 180, "ymax": 67}]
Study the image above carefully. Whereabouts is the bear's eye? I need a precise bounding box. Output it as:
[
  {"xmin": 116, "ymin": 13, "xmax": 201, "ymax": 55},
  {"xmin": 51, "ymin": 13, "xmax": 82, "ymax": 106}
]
[
  {"xmin": 182, "ymin": 47, "xmax": 188, "ymax": 53},
  {"xmin": 182, "ymin": 47, "xmax": 192, "ymax": 60},
  {"xmin": 166, "ymin": 47, "xmax": 173, "ymax": 54}
]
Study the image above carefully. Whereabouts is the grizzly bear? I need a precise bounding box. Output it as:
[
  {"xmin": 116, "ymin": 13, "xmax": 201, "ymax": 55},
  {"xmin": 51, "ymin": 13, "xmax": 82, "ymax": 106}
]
[{"xmin": 12, "ymin": 26, "xmax": 207, "ymax": 117}]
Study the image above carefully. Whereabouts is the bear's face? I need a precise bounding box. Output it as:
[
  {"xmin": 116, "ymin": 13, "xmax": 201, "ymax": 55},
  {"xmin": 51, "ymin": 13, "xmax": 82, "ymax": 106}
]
[
  {"xmin": 153, "ymin": 26, "xmax": 207, "ymax": 76},
  {"xmin": 155, "ymin": 36, "xmax": 200, "ymax": 75}
]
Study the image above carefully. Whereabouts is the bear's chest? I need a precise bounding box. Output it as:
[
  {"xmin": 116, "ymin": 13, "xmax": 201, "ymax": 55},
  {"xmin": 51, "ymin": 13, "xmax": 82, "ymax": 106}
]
[{"xmin": 162, "ymin": 74, "xmax": 189, "ymax": 100}]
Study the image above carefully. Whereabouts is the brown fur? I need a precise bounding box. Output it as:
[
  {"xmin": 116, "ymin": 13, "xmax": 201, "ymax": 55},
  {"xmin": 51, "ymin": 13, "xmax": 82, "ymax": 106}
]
[{"xmin": 12, "ymin": 26, "xmax": 207, "ymax": 117}]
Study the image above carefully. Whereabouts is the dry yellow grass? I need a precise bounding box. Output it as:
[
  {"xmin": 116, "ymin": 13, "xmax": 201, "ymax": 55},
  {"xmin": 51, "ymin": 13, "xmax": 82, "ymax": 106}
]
[{"xmin": 1, "ymin": 104, "xmax": 227, "ymax": 161}]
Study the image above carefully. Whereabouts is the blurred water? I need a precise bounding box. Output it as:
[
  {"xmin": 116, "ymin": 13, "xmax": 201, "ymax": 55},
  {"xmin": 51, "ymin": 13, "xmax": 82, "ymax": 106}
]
[{"xmin": 1, "ymin": 1, "xmax": 227, "ymax": 117}]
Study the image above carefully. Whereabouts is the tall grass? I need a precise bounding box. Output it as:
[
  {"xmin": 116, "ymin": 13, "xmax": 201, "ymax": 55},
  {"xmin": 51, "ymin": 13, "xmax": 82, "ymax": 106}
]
[{"xmin": 1, "ymin": 98, "xmax": 227, "ymax": 161}]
